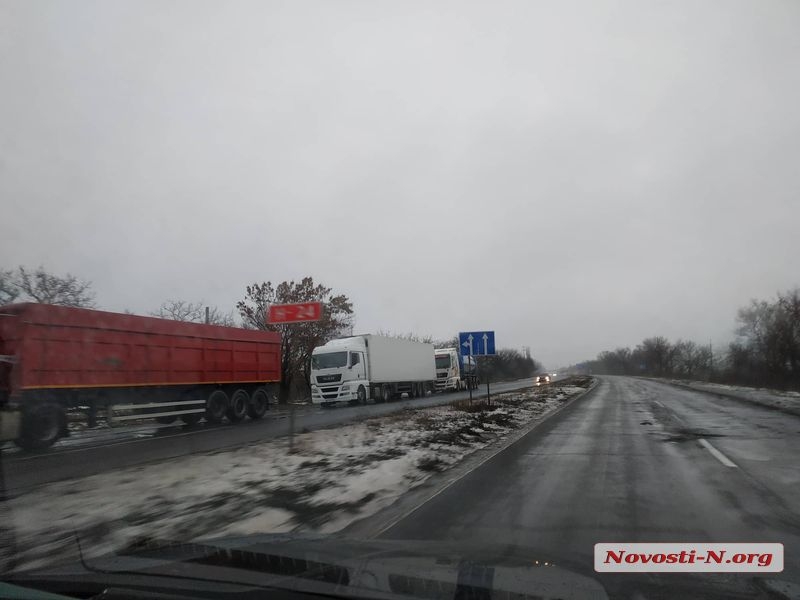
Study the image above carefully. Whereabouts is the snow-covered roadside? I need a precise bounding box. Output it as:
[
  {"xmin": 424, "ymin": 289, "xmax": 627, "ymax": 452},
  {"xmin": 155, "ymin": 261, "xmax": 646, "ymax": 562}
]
[
  {"xmin": 666, "ymin": 379, "xmax": 800, "ymax": 416},
  {"xmin": 7, "ymin": 378, "xmax": 592, "ymax": 572}
]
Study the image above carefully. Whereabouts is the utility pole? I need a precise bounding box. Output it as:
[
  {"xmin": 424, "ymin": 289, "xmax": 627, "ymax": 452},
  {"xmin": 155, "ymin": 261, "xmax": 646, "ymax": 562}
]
[
  {"xmin": 205, "ymin": 306, "xmax": 210, "ymax": 325},
  {"xmin": 709, "ymin": 339, "xmax": 713, "ymax": 380}
]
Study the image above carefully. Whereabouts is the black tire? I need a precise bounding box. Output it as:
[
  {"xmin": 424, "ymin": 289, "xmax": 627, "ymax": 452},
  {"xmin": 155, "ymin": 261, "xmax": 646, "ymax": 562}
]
[
  {"xmin": 248, "ymin": 389, "xmax": 269, "ymax": 420},
  {"xmin": 181, "ymin": 412, "xmax": 202, "ymax": 426},
  {"xmin": 15, "ymin": 402, "xmax": 64, "ymax": 451},
  {"xmin": 374, "ymin": 385, "xmax": 385, "ymax": 403},
  {"xmin": 227, "ymin": 389, "xmax": 249, "ymax": 423},
  {"xmin": 205, "ymin": 390, "xmax": 229, "ymax": 424},
  {"xmin": 357, "ymin": 385, "xmax": 367, "ymax": 405},
  {"xmin": 155, "ymin": 415, "xmax": 178, "ymax": 425}
]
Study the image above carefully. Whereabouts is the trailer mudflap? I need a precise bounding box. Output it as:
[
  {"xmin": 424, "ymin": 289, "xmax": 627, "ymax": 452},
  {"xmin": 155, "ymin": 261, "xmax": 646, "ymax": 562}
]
[{"xmin": 0, "ymin": 410, "xmax": 21, "ymax": 442}]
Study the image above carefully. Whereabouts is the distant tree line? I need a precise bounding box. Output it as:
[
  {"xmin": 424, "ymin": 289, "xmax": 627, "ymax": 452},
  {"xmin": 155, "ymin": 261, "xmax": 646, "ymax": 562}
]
[
  {"xmin": 478, "ymin": 349, "xmax": 541, "ymax": 382},
  {"xmin": 577, "ymin": 288, "xmax": 800, "ymax": 391}
]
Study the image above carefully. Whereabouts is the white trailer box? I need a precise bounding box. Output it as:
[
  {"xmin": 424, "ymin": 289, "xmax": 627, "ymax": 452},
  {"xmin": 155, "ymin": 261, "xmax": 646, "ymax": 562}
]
[{"xmin": 366, "ymin": 335, "xmax": 436, "ymax": 383}]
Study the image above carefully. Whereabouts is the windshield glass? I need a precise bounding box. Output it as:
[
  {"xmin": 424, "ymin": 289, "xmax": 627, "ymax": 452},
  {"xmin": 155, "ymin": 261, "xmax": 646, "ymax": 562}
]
[
  {"xmin": 3, "ymin": 2, "xmax": 798, "ymax": 598},
  {"xmin": 311, "ymin": 351, "xmax": 348, "ymax": 370}
]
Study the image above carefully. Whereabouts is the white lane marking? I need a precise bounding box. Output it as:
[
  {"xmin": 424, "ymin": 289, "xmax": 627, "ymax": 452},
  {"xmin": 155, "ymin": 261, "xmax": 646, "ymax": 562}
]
[
  {"xmin": 699, "ymin": 438, "xmax": 738, "ymax": 468},
  {"xmin": 653, "ymin": 400, "xmax": 664, "ymax": 408},
  {"xmin": 673, "ymin": 413, "xmax": 687, "ymax": 425}
]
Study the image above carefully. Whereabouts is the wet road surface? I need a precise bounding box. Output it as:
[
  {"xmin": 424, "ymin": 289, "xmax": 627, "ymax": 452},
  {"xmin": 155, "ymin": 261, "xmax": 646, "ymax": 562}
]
[{"xmin": 378, "ymin": 376, "xmax": 800, "ymax": 597}]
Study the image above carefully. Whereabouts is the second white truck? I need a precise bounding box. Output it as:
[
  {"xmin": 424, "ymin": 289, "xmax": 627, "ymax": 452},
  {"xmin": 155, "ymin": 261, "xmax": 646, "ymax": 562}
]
[
  {"xmin": 310, "ymin": 335, "xmax": 436, "ymax": 406},
  {"xmin": 435, "ymin": 347, "xmax": 479, "ymax": 392}
]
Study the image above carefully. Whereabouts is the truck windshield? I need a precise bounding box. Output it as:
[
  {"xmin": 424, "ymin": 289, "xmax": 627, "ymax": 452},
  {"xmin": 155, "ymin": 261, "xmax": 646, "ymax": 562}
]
[
  {"xmin": 435, "ymin": 355, "xmax": 451, "ymax": 369},
  {"xmin": 311, "ymin": 352, "xmax": 348, "ymax": 370}
]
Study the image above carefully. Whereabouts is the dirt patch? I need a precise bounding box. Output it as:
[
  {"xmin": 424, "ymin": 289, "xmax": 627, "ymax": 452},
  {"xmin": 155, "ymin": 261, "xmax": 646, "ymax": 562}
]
[
  {"xmin": 263, "ymin": 486, "xmax": 377, "ymax": 528},
  {"xmin": 417, "ymin": 456, "xmax": 446, "ymax": 472}
]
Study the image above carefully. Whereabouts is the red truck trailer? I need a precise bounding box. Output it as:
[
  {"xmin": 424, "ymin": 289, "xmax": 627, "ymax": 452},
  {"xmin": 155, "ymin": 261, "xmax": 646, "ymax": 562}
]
[{"xmin": 0, "ymin": 303, "xmax": 281, "ymax": 450}]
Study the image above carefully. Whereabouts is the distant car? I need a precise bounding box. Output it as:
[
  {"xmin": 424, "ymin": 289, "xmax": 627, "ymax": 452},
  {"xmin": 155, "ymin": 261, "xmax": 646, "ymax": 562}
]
[{"xmin": 537, "ymin": 375, "xmax": 551, "ymax": 384}]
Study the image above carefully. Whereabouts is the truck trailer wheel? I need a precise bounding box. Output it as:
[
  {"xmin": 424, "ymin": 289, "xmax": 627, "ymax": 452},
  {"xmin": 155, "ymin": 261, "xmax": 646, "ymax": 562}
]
[
  {"xmin": 227, "ymin": 389, "xmax": 249, "ymax": 423},
  {"xmin": 248, "ymin": 389, "xmax": 269, "ymax": 419},
  {"xmin": 15, "ymin": 402, "xmax": 64, "ymax": 451},
  {"xmin": 205, "ymin": 390, "xmax": 229, "ymax": 424}
]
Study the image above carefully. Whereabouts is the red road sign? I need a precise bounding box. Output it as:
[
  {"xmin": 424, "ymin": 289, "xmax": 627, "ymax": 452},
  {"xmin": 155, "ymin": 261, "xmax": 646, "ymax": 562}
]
[{"xmin": 267, "ymin": 301, "xmax": 323, "ymax": 324}]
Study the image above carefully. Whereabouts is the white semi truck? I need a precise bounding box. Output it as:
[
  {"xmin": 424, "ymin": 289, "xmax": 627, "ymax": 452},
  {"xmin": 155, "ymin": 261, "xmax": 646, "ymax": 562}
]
[
  {"xmin": 434, "ymin": 347, "xmax": 479, "ymax": 392},
  {"xmin": 310, "ymin": 335, "xmax": 436, "ymax": 407}
]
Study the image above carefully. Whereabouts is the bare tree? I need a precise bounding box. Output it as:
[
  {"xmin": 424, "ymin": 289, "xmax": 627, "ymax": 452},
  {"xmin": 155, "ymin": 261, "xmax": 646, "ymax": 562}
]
[
  {"xmin": 152, "ymin": 300, "xmax": 237, "ymax": 326},
  {"xmin": 13, "ymin": 266, "xmax": 96, "ymax": 307},
  {"xmin": 0, "ymin": 269, "xmax": 19, "ymax": 305},
  {"xmin": 205, "ymin": 306, "xmax": 237, "ymax": 327},
  {"xmin": 635, "ymin": 336, "xmax": 675, "ymax": 376},
  {"xmin": 434, "ymin": 336, "xmax": 460, "ymax": 349},
  {"xmin": 375, "ymin": 330, "xmax": 435, "ymax": 344},
  {"xmin": 237, "ymin": 277, "xmax": 353, "ymax": 403},
  {"xmin": 152, "ymin": 300, "xmax": 205, "ymax": 322}
]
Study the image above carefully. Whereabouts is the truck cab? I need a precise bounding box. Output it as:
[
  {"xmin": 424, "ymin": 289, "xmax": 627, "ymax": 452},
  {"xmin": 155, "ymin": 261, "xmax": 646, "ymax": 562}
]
[
  {"xmin": 310, "ymin": 337, "xmax": 368, "ymax": 405},
  {"xmin": 434, "ymin": 347, "xmax": 478, "ymax": 392},
  {"xmin": 435, "ymin": 348, "xmax": 462, "ymax": 392}
]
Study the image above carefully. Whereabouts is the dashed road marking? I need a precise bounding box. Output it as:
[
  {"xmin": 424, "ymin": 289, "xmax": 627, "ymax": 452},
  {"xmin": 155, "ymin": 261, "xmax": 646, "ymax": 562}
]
[{"xmin": 699, "ymin": 438, "xmax": 738, "ymax": 468}]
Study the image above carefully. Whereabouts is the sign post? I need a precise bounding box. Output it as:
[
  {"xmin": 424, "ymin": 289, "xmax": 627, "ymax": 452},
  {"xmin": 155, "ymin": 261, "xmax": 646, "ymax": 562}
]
[
  {"xmin": 267, "ymin": 301, "xmax": 323, "ymax": 452},
  {"xmin": 458, "ymin": 331, "xmax": 496, "ymax": 406}
]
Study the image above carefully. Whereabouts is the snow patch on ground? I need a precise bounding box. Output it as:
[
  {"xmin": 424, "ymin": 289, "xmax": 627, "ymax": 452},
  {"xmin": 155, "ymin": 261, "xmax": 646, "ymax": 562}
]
[
  {"xmin": 7, "ymin": 379, "xmax": 591, "ymax": 572},
  {"xmin": 668, "ymin": 380, "xmax": 800, "ymax": 415}
]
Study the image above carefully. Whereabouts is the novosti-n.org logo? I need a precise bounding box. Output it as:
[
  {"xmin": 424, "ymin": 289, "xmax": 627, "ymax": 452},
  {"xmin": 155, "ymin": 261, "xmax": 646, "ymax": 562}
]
[{"xmin": 594, "ymin": 543, "xmax": 783, "ymax": 572}]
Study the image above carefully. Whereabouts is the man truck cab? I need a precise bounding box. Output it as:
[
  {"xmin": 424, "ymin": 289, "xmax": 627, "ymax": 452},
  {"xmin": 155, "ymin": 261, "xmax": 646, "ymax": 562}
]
[
  {"xmin": 310, "ymin": 338, "xmax": 369, "ymax": 406},
  {"xmin": 434, "ymin": 347, "xmax": 478, "ymax": 392}
]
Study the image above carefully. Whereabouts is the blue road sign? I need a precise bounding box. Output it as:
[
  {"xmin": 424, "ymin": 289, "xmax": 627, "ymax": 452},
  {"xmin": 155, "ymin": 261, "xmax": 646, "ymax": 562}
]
[{"xmin": 459, "ymin": 331, "xmax": 496, "ymax": 356}]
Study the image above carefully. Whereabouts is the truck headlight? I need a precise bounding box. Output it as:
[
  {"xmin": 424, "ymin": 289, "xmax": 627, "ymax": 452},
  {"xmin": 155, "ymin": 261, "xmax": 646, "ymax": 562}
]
[{"xmin": 340, "ymin": 384, "xmax": 350, "ymax": 391}]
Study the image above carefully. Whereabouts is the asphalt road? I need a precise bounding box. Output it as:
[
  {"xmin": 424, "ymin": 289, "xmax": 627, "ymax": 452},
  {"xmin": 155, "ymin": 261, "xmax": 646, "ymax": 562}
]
[
  {"xmin": 377, "ymin": 376, "xmax": 800, "ymax": 597},
  {"xmin": 0, "ymin": 376, "xmax": 551, "ymax": 495}
]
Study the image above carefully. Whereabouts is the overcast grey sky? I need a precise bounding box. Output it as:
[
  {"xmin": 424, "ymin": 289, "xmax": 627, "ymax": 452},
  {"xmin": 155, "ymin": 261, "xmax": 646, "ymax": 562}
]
[{"xmin": 2, "ymin": 0, "xmax": 799, "ymax": 367}]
